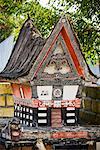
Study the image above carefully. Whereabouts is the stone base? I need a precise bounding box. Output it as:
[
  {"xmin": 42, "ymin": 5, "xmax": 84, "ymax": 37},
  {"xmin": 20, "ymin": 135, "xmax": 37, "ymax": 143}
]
[{"xmin": 79, "ymin": 109, "xmax": 100, "ymax": 125}]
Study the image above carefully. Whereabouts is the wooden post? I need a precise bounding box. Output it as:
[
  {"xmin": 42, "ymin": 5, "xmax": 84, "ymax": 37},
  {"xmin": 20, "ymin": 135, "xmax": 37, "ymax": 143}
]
[
  {"xmin": 45, "ymin": 144, "xmax": 53, "ymax": 150},
  {"xmin": 96, "ymin": 142, "xmax": 100, "ymax": 150},
  {"xmin": 36, "ymin": 139, "xmax": 46, "ymax": 150}
]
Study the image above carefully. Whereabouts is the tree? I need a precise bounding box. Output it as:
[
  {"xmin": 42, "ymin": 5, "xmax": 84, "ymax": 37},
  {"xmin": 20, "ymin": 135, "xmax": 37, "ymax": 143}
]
[
  {"xmin": 48, "ymin": 0, "xmax": 100, "ymax": 63},
  {"xmin": 0, "ymin": 0, "xmax": 99, "ymax": 63},
  {"xmin": 0, "ymin": 0, "xmax": 59, "ymax": 41}
]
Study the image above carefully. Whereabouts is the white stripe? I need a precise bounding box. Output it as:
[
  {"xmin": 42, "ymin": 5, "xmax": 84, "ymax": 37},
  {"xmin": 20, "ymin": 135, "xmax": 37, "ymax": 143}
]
[
  {"xmin": 30, "ymin": 123, "xmax": 32, "ymax": 127},
  {"xmin": 30, "ymin": 116, "xmax": 32, "ymax": 120},
  {"xmin": 26, "ymin": 122, "xmax": 28, "ymax": 125},
  {"xmin": 23, "ymin": 120, "xmax": 25, "ymax": 124},
  {"xmin": 66, "ymin": 113, "xmax": 75, "ymax": 117},
  {"xmin": 38, "ymin": 113, "xmax": 47, "ymax": 117},
  {"xmin": 67, "ymin": 119, "xmax": 75, "ymax": 123},
  {"xmin": 38, "ymin": 107, "xmax": 47, "ymax": 110},
  {"xmin": 38, "ymin": 119, "xmax": 47, "ymax": 123},
  {"xmin": 66, "ymin": 107, "xmax": 75, "ymax": 110}
]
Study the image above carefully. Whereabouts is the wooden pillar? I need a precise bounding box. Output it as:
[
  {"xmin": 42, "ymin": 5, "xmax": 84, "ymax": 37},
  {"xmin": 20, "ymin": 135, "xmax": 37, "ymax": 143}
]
[
  {"xmin": 96, "ymin": 142, "xmax": 100, "ymax": 150},
  {"xmin": 36, "ymin": 139, "xmax": 46, "ymax": 150},
  {"xmin": 45, "ymin": 144, "xmax": 53, "ymax": 150},
  {"xmin": 21, "ymin": 146, "xmax": 33, "ymax": 150},
  {"xmin": 87, "ymin": 141, "xmax": 96, "ymax": 150},
  {"xmin": 0, "ymin": 144, "xmax": 6, "ymax": 150}
]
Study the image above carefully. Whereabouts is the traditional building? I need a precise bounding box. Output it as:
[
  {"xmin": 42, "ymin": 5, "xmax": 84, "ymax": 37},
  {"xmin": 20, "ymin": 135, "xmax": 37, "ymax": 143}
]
[{"xmin": 0, "ymin": 16, "xmax": 100, "ymax": 150}]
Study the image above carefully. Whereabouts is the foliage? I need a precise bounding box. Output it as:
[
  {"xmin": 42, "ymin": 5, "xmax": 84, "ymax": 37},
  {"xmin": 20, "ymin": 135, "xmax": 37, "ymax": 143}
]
[
  {"xmin": 0, "ymin": 0, "xmax": 59, "ymax": 42},
  {"xmin": 48, "ymin": 0, "xmax": 100, "ymax": 63},
  {"xmin": 0, "ymin": 0, "xmax": 99, "ymax": 63}
]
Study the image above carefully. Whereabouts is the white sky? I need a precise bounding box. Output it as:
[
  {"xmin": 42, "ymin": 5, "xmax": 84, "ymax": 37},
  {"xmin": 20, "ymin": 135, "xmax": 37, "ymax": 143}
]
[{"xmin": 39, "ymin": 0, "xmax": 49, "ymax": 7}]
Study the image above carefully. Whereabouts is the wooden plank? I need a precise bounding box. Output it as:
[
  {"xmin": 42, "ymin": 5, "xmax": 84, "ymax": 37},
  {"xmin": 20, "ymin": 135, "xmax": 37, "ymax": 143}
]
[
  {"xmin": 45, "ymin": 145, "xmax": 53, "ymax": 150},
  {"xmin": 12, "ymin": 84, "xmax": 21, "ymax": 98},
  {"xmin": 51, "ymin": 131, "xmax": 88, "ymax": 139},
  {"xmin": 22, "ymin": 146, "xmax": 32, "ymax": 150},
  {"xmin": 0, "ymin": 145, "xmax": 6, "ymax": 150}
]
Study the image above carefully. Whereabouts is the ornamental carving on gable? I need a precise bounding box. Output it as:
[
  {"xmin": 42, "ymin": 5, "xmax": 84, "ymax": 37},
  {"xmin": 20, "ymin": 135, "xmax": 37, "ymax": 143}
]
[{"xmin": 44, "ymin": 54, "xmax": 71, "ymax": 75}]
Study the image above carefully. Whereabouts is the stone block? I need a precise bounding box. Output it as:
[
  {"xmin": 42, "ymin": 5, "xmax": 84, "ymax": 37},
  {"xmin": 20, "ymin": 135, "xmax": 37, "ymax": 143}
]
[
  {"xmin": 82, "ymin": 98, "xmax": 92, "ymax": 111},
  {"xmin": 0, "ymin": 107, "xmax": 14, "ymax": 117},
  {"xmin": 97, "ymin": 101, "xmax": 100, "ymax": 114},
  {"xmin": 79, "ymin": 109, "xmax": 96, "ymax": 124},
  {"xmin": 0, "ymin": 96, "xmax": 5, "ymax": 106},
  {"xmin": 92, "ymin": 100, "xmax": 98, "ymax": 113},
  {"xmin": 83, "ymin": 86, "xmax": 100, "ymax": 99},
  {"xmin": 95, "ymin": 114, "xmax": 100, "ymax": 125},
  {"xmin": 0, "ymin": 83, "xmax": 13, "ymax": 94},
  {"xmin": 6, "ymin": 95, "xmax": 14, "ymax": 106}
]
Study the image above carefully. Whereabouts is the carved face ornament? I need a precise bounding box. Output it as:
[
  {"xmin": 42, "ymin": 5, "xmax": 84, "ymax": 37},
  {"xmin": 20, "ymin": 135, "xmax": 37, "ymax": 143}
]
[{"xmin": 44, "ymin": 54, "xmax": 71, "ymax": 75}]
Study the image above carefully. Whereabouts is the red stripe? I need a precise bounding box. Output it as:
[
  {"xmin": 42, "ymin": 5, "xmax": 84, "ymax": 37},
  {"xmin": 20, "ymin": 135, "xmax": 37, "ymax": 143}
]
[
  {"xmin": 33, "ymin": 25, "xmax": 63, "ymax": 78},
  {"xmin": 61, "ymin": 27, "xmax": 84, "ymax": 77}
]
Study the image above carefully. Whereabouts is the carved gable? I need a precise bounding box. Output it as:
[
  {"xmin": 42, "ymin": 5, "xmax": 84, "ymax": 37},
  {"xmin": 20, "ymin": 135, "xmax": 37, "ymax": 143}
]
[
  {"xmin": 28, "ymin": 16, "xmax": 97, "ymax": 85},
  {"xmin": 40, "ymin": 35, "xmax": 78, "ymax": 81}
]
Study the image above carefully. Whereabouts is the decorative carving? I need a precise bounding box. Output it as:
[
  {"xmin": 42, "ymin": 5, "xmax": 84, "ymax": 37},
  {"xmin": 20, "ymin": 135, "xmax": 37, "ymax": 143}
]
[
  {"xmin": 44, "ymin": 53, "xmax": 71, "ymax": 75},
  {"xmin": 53, "ymin": 88, "xmax": 62, "ymax": 98},
  {"xmin": 31, "ymin": 33, "xmax": 83, "ymax": 86},
  {"xmin": 38, "ymin": 35, "xmax": 78, "ymax": 82}
]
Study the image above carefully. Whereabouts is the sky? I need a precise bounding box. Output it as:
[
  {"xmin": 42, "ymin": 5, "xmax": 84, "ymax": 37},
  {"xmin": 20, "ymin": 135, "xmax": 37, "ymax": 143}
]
[{"xmin": 39, "ymin": 0, "xmax": 49, "ymax": 7}]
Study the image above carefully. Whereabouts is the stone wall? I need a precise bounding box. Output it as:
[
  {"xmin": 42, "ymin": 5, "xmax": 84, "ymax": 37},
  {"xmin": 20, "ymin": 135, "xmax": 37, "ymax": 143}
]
[
  {"xmin": 0, "ymin": 83, "xmax": 14, "ymax": 118},
  {"xmin": 79, "ymin": 86, "xmax": 100, "ymax": 125}
]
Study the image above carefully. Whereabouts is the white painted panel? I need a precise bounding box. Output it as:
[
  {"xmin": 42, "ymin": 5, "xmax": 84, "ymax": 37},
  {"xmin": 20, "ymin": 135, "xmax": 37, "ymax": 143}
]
[
  {"xmin": 30, "ymin": 109, "xmax": 33, "ymax": 113},
  {"xmin": 17, "ymin": 106, "xmax": 19, "ymax": 110},
  {"xmin": 37, "ymin": 86, "xmax": 52, "ymax": 100},
  {"xmin": 23, "ymin": 107, "xmax": 25, "ymax": 111},
  {"xmin": 63, "ymin": 85, "xmax": 79, "ymax": 100},
  {"xmin": 66, "ymin": 107, "xmax": 75, "ymax": 110},
  {"xmin": 23, "ymin": 120, "xmax": 25, "ymax": 124},
  {"xmin": 26, "ymin": 122, "xmax": 28, "ymax": 125},
  {"xmin": 30, "ymin": 116, "xmax": 33, "ymax": 120},
  {"xmin": 30, "ymin": 123, "xmax": 32, "ymax": 127},
  {"xmin": 15, "ymin": 105, "xmax": 17, "ymax": 109},
  {"xmin": 66, "ymin": 113, "xmax": 75, "ymax": 117},
  {"xmin": 26, "ymin": 108, "xmax": 29, "ymax": 112},
  {"xmin": 23, "ymin": 114, "xmax": 25, "ymax": 118},
  {"xmin": 38, "ymin": 113, "xmax": 47, "ymax": 117},
  {"xmin": 38, "ymin": 119, "xmax": 47, "ymax": 123},
  {"xmin": 26, "ymin": 115, "xmax": 29, "ymax": 119},
  {"xmin": 17, "ymin": 112, "xmax": 19, "ymax": 116},
  {"xmin": 38, "ymin": 107, "xmax": 47, "ymax": 110},
  {"xmin": 67, "ymin": 119, "xmax": 75, "ymax": 123},
  {"xmin": 20, "ymin": 113, "xmax": 22, "ymax": 117},
  {"xmin": 21, "ymin": 107, "xmax": 23, "ymax": 111}
]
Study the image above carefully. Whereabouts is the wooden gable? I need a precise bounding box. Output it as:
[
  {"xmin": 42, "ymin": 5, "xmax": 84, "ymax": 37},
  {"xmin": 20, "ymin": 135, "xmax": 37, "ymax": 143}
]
[{"xmin": 29, "ymin": 16, "xmax": 96, "ymax": 85}]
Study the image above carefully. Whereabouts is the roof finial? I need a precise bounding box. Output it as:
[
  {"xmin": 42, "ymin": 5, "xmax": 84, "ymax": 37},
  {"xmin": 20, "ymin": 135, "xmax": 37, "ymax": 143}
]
[{"xmin": 27, "ymin": 13, "xmax": 30, "ymax": 19}]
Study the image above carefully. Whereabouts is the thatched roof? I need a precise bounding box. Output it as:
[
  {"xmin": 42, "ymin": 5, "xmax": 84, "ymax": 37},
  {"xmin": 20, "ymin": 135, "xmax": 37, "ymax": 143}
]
[
  {"xmin": 0, "ymin": 18, "xmax": 45, "ymax": 79},
  {"xmin": 0, "ymin": 16, "xmax": 98, "ymax": 84}
]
